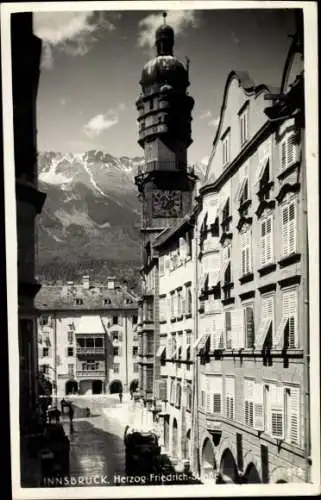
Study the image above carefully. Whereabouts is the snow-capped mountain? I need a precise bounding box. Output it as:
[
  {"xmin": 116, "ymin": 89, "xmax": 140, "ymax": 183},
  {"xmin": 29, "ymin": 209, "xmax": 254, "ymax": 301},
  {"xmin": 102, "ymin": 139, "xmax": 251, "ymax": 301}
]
[
  {"xmin": 36, "ymin": 150, "xmax": 206, "ymax": 283},
  {"xmin": 37, "ymin": 151, "xmax": 143, "ymax": 276}
]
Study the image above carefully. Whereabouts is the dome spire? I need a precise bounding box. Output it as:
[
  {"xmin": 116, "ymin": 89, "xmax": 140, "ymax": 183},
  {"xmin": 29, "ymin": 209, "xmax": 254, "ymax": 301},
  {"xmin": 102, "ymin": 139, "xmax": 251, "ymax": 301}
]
[{"xmin": 156, "ymin": 11, "xmax": 174, "ymax": 56}]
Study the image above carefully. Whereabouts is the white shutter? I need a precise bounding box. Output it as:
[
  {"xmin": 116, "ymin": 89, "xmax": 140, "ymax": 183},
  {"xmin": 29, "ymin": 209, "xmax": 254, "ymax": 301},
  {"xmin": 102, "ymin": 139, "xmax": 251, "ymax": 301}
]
[
  {"xmin": 211, "ymin": 376, "xmax": 222, "ymax": 414},
  {"xmin": 270, "ymin": 385, "xmax": 285, "ymax": 439},
  {"xmin": 266, "ymin": 217, "xmax": 273, "ymax": 263},
  {"xmin": 244, "ymin": 380, "xmax": 255, "ymax": 426},
  {"xmin": 281, "ymin": 205, "xmax": 290, "ymax": 257},
  {"xmin": 254, "ymin": 383, "xmax": 265, "ymax": 431},
  {"xmin": 213, "ymin": 313, "xmax": 225, "ymax": 349},
  {"xmin": 287, "ymin": 387, "xmax": 300, "ymax": 445},
  {"xmin": 274, "ymin": 317, "xmax": 287, "ymax": 349},
  {"xmin": 206, "ymin": 376, "xmax": 212, "ymax": 412},
  {"xmin": 287, "ymin": 134, "xmax": 296, "ymax": 166},
  {"xmin": 288, "ymin": 201, "xmax": 296, "ymax": 254},
  {"xmin": 225, "ymin": 377, "xmax": 235, "ymax": 419},
  {"xmin": 260, "ymin": 220, "xmax": 266, "ymax": 266},
  {"xmin": 283, "ymin": 290, "xmax": 297, "ymax": 349},
  {"xmin": 231, "ymin": 309, "xmax": 245, "ymax": 349},
  {"xmin": 280, "ymin": 140, "xmax": 287, "ymax": 170},
  {"xmin": 240, "ymin": 231, "xmax": 251, "ymax": 275}
]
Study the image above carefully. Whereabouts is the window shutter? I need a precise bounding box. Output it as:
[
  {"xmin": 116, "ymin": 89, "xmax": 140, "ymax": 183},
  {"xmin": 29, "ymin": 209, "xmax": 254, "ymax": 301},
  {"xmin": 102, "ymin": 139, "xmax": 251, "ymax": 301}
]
[
  {"xmin": 266, "ymin": 217, "xmax": 273, "ymax": 263},
  {"xmin": 118, "ymin": 316, "xmax": 123, "ymax": 326},
  {"xmin": 288, "ymin": 387, "xmax": 300, "ymax": 445},
  {"xmin": 119, "ymin": 346, "xmax": 122, "ymax": 357},
  {"xmin": 260, "ymin": 220, "xmax": 266, "ymax": 265},
  {"xmin": 287, "ymin": 134, "xmax": 296, "ymax": 166},
  {"xmin": 214, "ymin": 313, "xmax": 225, "ymax": 349},
  {"xmin": 244, "ymin": 380, "xmax": 254, "ymax": 426},
  {"xmin": 280, "ymin": 140, "xmax": 287, "ymax": 170},
  {"xmin": 288, "ymin": 201, "xmax": 296, "ymax": 254},
  {"xmin": 283, "ymin": 290, "xmax": 297, "ymax": 349},
  {"xmin": 245, "ymin": 306, "xmax": 255, "ymax": 348},
  {"xmin": 118, "ymin": 332, "xmax": 123, "ymax": 342},
  {"xmin": 231, "ymin": 309, "xmax": 245, "ymax": 349},
  {"xmin": 274, "ymin": 317, "xmax": 287, "ymax": 349},
  {"xmin": 225, "ymin": 377, "xmax": 235, "ymax": 419},
  {"xmin": 281, "ymin": 205, "xmax": 289, "ymax": 257},
  {"xmin": 206, "ymin": 391, "xmax": 211, "ymax": 413},
  {"xmin": 254, "ymin": 383, "xmax": 265, "ymax": 431},
  {"xmin": 270, "ymin": 385, "xmax": 285, "ymax": 439}
]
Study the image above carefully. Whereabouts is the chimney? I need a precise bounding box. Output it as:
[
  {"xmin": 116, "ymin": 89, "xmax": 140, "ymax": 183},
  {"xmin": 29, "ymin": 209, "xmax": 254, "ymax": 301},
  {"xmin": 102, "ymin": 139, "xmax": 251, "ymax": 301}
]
[
  {"xmin": 107, "ymin": 276, "xmax": 115, "ymax": 290},
  {"xmin": 82, "ymin": 275, "xmax": 90, "ymax": 289}
]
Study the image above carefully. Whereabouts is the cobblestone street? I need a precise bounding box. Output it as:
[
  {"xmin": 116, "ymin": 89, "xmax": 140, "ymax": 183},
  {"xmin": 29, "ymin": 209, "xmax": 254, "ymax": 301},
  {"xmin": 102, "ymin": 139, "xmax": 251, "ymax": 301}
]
[{"xmin": 58, "ymin": 395, "xmax": 136, "ymax": 487}]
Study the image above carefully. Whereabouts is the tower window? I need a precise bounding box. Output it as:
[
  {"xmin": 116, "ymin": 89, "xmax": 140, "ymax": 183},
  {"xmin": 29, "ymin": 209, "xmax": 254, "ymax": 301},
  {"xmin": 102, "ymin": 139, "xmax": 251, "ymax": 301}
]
[{"xmin": 150, "ymin": 100, "xmax": 154, "ymax": 111}]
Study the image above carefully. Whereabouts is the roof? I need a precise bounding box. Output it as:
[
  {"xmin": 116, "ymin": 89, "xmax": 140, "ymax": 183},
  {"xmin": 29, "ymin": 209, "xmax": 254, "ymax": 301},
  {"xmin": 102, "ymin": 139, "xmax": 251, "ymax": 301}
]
[
  {"xmin": 35, "ymin": 283, "xmax": 138, "ymax": 312},
  {"xmin": 77, "ymin": 315, "xmax": 105, "ymax": 334},
  {"xmin": 153, "ymin": 214, "xmax": 193, "ymax": 249}
]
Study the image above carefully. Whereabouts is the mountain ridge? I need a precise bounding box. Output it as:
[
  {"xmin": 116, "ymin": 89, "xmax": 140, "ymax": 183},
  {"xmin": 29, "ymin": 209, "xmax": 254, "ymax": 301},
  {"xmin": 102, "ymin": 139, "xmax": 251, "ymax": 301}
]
[{"xmin": 36, "ymin": 150, "xmax": 205, "ymax": 286}]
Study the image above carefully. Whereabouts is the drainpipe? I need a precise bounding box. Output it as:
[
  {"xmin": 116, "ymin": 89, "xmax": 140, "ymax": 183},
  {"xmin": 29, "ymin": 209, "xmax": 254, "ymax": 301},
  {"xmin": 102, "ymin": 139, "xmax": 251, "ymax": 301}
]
[
  {"xmin": 125, "ymin": 315, "xmax": 128, "ymax": 393},
  {"xmin": 103, "ymin": 316, "xmax": 108, "ymax": 394},
  {"xmin": 53, "ymin": 312, "xmax": 57, "ymax": 404},
  {"xmin": 302, "ymin": 140, "xmax": 311, "ymax": 483},
  {"xmin": 192, "ymin": 221, "xmax": 201, "ymax": 476}
]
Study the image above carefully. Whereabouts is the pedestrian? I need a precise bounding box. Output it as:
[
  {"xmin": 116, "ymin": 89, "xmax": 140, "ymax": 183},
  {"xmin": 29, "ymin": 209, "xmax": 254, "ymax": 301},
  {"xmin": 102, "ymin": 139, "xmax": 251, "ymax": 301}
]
[
  {"xmin": 130, "ymin": 390, "xmax": 133, "ymax": 400},
  {"xmin": 119, "ymin": 389, "xmax": 123, "ymax": 403},
  {"xmin": 69, "ymin": 402, "xmax": 74, "ymax": 423}
]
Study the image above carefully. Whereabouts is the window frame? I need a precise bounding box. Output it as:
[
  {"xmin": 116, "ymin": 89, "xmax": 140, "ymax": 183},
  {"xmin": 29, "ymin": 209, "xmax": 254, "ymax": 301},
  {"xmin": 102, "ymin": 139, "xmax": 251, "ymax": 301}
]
[
  {"xmin": 222, "ymin": 132, "xmax": 230, "ymax": 167},
  {"xmin": 239, "ymin": 106, "xmax": 249, "ymax": 146},
  {"xmin": 280, "ymin": 131, "xmax": 297, "ymax": 171},
  {"xmin": 67, "ymin": 347, "xmax": 74, "ymax": 357},
  {"xmin": 281, "ymin": 197, "xmax": 297, "ymax": 258},
  {"xmin": 260, "ymin": 215, "xmax": 274, "ymax": 266}
]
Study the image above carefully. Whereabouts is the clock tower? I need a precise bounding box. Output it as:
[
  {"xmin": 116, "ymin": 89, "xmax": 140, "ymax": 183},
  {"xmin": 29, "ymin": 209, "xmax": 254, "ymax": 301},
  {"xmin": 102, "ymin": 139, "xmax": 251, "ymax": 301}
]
[{"xmin": 135, "ymin": 12, "xmax": 196, "ymax": 258}]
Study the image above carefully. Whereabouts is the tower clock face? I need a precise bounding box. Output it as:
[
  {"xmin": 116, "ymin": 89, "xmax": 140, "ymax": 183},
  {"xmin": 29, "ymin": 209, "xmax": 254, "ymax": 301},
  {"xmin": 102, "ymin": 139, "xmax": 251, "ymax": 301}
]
[{"xmin": 152, "ymin": 190, "xmax": 182, "ymax": 218}]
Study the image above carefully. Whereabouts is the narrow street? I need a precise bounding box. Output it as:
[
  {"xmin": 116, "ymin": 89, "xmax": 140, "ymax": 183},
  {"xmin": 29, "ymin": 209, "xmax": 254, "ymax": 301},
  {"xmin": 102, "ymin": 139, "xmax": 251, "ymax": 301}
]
[{"xmin": 58, "ymin": 395, "xmax": 137, "ymax": 487}]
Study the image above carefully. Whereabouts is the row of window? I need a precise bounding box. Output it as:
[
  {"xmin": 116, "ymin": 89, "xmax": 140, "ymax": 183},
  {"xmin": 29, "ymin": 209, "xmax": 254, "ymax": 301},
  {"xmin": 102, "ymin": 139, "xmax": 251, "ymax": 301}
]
[
  {"xmin": 200, "ymin": 195, "xmax": 298, "ymax": 293},
  {"xmin": 39, "ymin": 315, "xmax": 138, "ymax": 328},
  {"xmin": 40, "ymin": 362, "xmax": 139, "ymax": 376},
  {"xmin": 199, "ymin": 288, "xmax": 299, "ymax": 351},
  {"xmin": 167, "ymin": 379, "xmax": 193, "ymax": 411},
  {"xmin": 159, "ymin": 234, "xmax": 193, "ymax": 275},
  {"xmin": 200, "ymin": 375, "xmax": 301, "ymax": 446},
  {"xmin": 221, "ymin": 121, "xmax": 297, "ymax": 172},
  {"xmin": 161, "ymin": 286, "xmax": 193, "ymax": 321}
]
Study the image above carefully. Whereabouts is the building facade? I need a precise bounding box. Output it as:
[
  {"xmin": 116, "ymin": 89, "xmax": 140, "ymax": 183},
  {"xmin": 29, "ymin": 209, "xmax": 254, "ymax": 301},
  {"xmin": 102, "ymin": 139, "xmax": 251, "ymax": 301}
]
[
  {"xmin": 134, "ymin": 13, "xmax": 309, "ymax": 484},
  {"xmin": 134, "ymin": 13, "xmax": 196, "ymax": 428},
  {"xmin": 12, "ymin": 13, "xmax": 46, "ymax": 436},
  {"xmin": 152, "ymin": 218, "xmax": 195, "ymax": 466},
  {"xmin": 36, "ymin": 276, "xmax": 139, "ymax": 396},
  {"xmin": 194, "ymin": 25, "xmax": 308, "ymax": 484}
]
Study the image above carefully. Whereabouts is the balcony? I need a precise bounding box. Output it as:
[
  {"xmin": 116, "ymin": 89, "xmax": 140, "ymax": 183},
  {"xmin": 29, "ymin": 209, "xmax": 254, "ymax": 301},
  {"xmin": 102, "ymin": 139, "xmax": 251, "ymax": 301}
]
[
  {"xmin": 76, "ymin": 347, "xmax": 105, "ymax": 355},
  {"xmin": 76, "ymin": 370, "xmax": 105, "ymax": 378}
]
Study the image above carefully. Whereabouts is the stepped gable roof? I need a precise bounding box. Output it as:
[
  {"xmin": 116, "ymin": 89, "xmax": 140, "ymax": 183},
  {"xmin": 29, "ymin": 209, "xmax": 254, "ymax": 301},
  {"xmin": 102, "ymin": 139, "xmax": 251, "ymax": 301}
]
[{"xmin": 35, "ymin": 282, "xmax": 138, "ymax": 312}]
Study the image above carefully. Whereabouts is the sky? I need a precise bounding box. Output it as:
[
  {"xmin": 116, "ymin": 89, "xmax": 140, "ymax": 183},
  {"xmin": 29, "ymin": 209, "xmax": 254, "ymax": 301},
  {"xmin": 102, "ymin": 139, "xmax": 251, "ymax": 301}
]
[{"xmin": 34, "ymin": 7, "xmax": 298, "ymax": 166}]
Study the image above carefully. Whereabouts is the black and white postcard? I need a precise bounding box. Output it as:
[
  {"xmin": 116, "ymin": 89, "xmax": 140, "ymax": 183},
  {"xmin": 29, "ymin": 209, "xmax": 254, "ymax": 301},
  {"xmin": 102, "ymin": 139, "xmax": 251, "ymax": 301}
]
[{"xmin": 1, "ymin": 1, "xmax": 319, "ymax": 498}]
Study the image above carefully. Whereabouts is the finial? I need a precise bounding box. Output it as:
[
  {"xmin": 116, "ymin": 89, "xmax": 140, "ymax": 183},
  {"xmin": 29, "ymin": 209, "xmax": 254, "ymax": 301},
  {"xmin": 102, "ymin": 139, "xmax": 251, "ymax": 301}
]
[{"xmin": 162, "ymin": 11, "xmax": 167, "ymax": 24}]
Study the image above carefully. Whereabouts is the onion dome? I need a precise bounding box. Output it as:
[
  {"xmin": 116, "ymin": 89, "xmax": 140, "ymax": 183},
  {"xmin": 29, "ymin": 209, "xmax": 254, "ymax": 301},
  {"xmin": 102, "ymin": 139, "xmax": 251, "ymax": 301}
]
[{"xmin": 140, "ymin": 12, "xmax": 189, "ymax": 90}]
